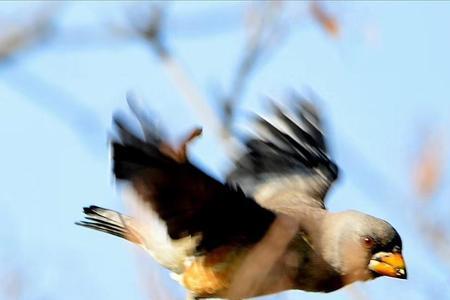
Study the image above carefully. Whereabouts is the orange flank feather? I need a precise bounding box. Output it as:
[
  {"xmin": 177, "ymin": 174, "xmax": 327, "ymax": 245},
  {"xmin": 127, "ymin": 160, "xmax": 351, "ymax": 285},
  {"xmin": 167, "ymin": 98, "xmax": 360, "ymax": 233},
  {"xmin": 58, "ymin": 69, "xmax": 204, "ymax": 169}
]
[{"xmin": 182, "ymin": 247, "xmax": 247, "ymax": 297}]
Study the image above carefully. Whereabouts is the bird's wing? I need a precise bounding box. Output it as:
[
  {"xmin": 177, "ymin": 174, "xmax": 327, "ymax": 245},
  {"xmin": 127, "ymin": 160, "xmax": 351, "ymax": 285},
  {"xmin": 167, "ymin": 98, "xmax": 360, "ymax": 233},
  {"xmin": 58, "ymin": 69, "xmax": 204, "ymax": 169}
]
[
  {"xmin": 110, "ymin": 106, "xmax": 276, "ymax": 254},
  {"xmin": 227, "ymin": 99, "xmax": 338, "ymax": 210}
]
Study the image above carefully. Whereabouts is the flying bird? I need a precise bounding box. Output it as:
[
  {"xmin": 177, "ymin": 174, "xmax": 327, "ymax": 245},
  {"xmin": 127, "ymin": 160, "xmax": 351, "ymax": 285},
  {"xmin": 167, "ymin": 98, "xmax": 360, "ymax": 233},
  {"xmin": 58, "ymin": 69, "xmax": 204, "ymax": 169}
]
[{"xmin": 77, "ymin": 99, "xmax": 406, "ymax": 299}]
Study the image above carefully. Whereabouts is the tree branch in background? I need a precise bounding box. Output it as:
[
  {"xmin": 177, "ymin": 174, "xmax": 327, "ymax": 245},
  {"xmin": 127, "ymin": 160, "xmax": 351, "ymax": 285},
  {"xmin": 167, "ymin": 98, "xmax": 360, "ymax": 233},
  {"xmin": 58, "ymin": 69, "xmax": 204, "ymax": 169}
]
[
  {"xmin": 412, "ymin": 129, "xmax": 450, "ymax": 265},
  {"xmin": 2, "ymin": 68, "xmax": 105, "ymax": 156},
  {"xmin": 133, "ymin": 250, "xmax": 177, "ymax": 300},
  {"xmin": 0, "ymin": 4, "xmax": 61, "ymax": 62},
  {"xmin": 222, "ymin": 1, "xmax": 286, "ymax": 132},
  {"xmin": 128, "ymin": 4, "xmax": 240, "ymax": 158},
  {"xmin": 0, "ymin": 269, "xmax": 23, "ymax": 300},
  {"xmin": 0, "ymin": 3, "xmax": 105, "ymax": 156}
]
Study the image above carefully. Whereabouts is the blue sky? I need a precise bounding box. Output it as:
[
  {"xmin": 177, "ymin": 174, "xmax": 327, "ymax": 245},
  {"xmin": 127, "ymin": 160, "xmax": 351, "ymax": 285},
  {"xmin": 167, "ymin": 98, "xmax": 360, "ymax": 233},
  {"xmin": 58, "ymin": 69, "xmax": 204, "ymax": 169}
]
[{"xmin": 0, "ymin": 2, "xmax": 449, "ymax": 300}]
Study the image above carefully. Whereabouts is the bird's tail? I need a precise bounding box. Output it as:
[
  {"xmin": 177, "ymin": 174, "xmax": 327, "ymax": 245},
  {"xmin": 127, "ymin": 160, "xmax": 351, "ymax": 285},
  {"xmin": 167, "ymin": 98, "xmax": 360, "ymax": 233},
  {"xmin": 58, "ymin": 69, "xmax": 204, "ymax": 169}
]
[
  {"xmin": 76, "ymin": 205, "xmax": 145, "ymax": 246},
  {"xmin": 77, "ymin": 192, "xmax": 198, "ymax": 274},
  {"xmin": 78, "ymin": 100, "xmax": 201, "ymax": 273}
]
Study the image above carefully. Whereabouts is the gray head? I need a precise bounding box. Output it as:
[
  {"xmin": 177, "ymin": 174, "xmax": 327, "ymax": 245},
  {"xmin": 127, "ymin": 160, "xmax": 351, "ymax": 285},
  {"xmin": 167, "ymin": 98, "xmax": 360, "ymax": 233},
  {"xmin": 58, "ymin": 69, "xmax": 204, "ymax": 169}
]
[{"xmin": 320, "ymin": 210, "xmax": 406, "ymax": 283}]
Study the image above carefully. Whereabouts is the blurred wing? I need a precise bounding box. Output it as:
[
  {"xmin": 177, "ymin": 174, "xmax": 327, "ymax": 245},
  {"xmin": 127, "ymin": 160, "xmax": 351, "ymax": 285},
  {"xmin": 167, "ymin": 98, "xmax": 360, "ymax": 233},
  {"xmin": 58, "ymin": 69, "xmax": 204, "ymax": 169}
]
[
  {"xmin": 112, "ymin": 106, "xmax": 275, "ymax": 253},
  {"xmin": 227, "ymin": 100, "xmax": 338, "ymax": 209}
]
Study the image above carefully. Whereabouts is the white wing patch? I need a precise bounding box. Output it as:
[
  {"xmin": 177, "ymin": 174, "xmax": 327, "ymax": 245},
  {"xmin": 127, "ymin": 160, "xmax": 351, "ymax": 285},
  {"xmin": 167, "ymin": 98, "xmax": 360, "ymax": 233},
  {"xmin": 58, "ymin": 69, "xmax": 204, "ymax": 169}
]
[{"xmin": 123, "ymin": 186, "xmax": 199, "ymax": 273}]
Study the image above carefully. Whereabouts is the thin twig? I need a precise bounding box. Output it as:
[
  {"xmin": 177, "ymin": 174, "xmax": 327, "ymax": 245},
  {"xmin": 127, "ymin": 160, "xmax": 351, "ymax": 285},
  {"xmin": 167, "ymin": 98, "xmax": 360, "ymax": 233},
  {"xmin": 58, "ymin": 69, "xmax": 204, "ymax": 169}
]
[
  {"xmin": 223, "ymin": 1, "xmax": 286, "ymax": 131},
  {"xmin": 129, "ymin": 5, "xmax": 239, "ymax": 158},
  {"xmin": 0, "ymin": 4, "xmax": 61, "ymax": 62}
]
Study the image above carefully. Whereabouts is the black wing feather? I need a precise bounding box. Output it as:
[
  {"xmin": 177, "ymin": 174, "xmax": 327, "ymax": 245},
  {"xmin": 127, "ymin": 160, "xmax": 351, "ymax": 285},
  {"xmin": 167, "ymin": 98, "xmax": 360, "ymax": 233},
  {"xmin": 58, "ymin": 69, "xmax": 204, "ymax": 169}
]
[
  {"xmin": 112, "ymin": 106, "xmax": 275, "ymax": 253},
  {"xmin": 228, "ymin": 99, "xmax": 338, "ymax": 202},
  {"xmin": 296, "ymin": 101, "xmax": 327, "ymax": 152}
]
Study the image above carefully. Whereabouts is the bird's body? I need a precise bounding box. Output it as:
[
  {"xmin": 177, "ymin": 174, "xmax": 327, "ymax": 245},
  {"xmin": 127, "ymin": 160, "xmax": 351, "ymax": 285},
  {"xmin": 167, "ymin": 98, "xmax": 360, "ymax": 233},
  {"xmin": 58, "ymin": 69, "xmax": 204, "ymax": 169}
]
[{"xmin": 77, "ymin": 98, "xmax": 406, "ymax": 299}]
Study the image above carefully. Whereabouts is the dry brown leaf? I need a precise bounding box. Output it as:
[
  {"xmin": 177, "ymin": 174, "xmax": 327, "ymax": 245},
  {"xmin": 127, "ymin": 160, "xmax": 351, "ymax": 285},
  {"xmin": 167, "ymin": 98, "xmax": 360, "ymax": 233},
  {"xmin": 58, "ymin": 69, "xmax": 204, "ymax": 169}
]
[
  {"xmin": 412, "ymin": 132, "xmax": 446, "ymax": 199},
  {"xmin": 310, "ymin": 1, "xmax": 340, "ymax": 38}
]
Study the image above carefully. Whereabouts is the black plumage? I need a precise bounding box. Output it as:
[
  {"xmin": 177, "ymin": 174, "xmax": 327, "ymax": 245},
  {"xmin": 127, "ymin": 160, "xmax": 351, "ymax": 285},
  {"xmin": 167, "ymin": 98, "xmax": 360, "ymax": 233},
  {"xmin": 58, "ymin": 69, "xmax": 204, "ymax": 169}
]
[
  {"xmin": 227, "ymin": 101, "xmax": 338, "ymax": 203},
  {"xmin": 111, "ymin": 110, "xmax": 275, "ymax": 253}
]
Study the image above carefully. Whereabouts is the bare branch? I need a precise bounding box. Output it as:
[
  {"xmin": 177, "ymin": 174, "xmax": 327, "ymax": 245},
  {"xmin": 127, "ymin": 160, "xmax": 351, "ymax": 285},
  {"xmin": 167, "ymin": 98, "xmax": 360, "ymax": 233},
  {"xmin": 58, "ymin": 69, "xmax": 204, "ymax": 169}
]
[
  {"xmin": 222, "ymin": 1, "xmax": 287, "ymax": 131},
  {"xmin": 0, "ymin": 4, "xmax": 61, "ymax": 62},
  {"xmin": 2, "ymin": 68, "xmax": 104, "ymax": 156},
  {"xmin": 128, "ymin": 5, "xmax": 240, "ymax": 158}
]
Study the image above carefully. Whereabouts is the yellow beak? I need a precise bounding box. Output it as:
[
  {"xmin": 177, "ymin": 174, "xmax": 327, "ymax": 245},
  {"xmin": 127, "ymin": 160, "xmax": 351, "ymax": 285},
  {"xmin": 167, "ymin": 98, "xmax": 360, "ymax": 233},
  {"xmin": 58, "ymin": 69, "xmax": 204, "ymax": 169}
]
[{"xmin": 368, "ymin": 252, "xmax": 407, "ymax": 279}]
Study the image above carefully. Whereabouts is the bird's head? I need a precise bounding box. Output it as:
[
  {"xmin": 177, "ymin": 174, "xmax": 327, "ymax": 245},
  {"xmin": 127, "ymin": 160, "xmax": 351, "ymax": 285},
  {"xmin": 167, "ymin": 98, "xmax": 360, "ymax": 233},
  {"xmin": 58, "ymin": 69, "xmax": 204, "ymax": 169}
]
[{"xmin": 320, "ymin": 210, "xmax": 407, "ymax": 283}]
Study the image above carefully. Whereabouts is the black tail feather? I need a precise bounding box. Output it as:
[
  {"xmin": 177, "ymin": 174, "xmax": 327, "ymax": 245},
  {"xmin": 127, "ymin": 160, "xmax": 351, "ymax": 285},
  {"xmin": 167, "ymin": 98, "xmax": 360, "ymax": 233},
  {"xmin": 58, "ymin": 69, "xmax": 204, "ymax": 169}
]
[{"xmin": 76, "ymin": 206, "xmax": 142, "ymax": 244}]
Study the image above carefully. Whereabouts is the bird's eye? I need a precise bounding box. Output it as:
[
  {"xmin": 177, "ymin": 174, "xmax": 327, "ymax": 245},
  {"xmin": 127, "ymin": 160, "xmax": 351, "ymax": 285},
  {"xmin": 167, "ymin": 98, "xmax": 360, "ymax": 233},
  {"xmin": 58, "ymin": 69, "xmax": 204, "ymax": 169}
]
[{"xmin": 362, "ymin": 236, "xmax": 374, "ymax": 248}]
